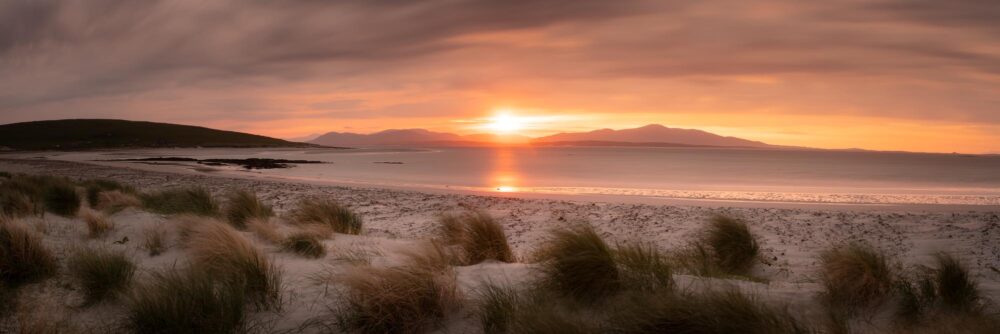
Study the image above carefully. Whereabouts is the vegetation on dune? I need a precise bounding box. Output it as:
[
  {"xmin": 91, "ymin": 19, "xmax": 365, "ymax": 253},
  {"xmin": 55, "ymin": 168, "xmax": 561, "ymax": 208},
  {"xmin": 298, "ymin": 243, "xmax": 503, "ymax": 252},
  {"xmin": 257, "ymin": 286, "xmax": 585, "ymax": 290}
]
[
  {"xmin": 894, "ymin": 253, "xmax": 995, "ymax": 331},
  {"xmin": 819, "ymin": 243, "xmax": 896, "ymax": 314},
  {"xmin": 68, "ymin": 247, "xmax": 136, "ymax": 304},
  {"xmin": 337, "ymin": 242, "xmax": 459, "ymax": 334},
  {"xmin": 81, "ymin": 178, "xmax": 135, "ymax": 209},
  {"xmin": 605, "ymin": 288, "xmax": 809, "ymax": 334},
  {"xmin": 614, "ymin": 242, "xmax": 674, "ymax": 292},
  {"xmin": 142, "ymin": 225, "xmax": 168, "ymax": 257},
  {"xmin": 0, "ymin": 183, "xmax": 35, "ymax": 217},
  {"xmin": 79, "ymin": 207, "xmax": 114, "ymax": 238},
  {"xmin": 247, "ymin": 217, "xmax": 284, "ymax": 244},
  {"xmin": 535, "ymin": 224, "xmax": 621, "ymax": 303},
  {"xmin": 705, "ymin": 215, "xmax": 759, "ymax": 274},
  {"xmin": 95, "ymin": 190, "xmax": 142, "ymax": 213},
  {"xmin": 0, "ymin": 217, "xmax": 57, "ymax": 287},
  {"xmin": 141, "ymin": 187, "xmax": 219, "ymax": 216},
  {"xmin": 186, "ymin": 221, "xmax": 282, "ymax": 309},
  {"xmin": 290, "ymin": 197, "xmax": 363, "ymax": 234},
  {"xmin": 438, "ymin": 211, "xmax": 514, "ymax": 265},
  {"xmin": 476, "ymin": 284, "xmax": 597, "ymax": 334},
  {"xmin": 126, "ymin": 268, "xmax": 247, "ymax": 334},
  {"xmin": 281, "ymin": 232, "xmax": 327, "ymax": 258},
  {"xmin": 672, "ymin": 215, "xmax": 761, "ymax": 279},
  {"xmin": 223, "ymin": 189, "xmax": 273, "ymax": 229},
  {"xmin": 42, "ymin": 181, "xmax": 81, "ymax": 217}
]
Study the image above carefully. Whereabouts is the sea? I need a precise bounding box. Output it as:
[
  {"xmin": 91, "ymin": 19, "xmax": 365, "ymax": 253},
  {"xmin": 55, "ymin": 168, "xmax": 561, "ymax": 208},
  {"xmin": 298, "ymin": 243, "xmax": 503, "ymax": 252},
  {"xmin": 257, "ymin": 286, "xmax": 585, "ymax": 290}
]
[{"xmin": 50, "ymin": 146, "xmax": 1000, "ymax": 206}]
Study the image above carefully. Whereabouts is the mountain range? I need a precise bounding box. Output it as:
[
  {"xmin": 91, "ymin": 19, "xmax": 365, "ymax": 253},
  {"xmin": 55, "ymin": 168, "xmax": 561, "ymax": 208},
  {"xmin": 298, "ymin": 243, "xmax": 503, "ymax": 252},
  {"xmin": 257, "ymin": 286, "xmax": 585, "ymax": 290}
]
[{"xmin": 310, "ymin": 124, "xmax": 773, "ymax": 148}]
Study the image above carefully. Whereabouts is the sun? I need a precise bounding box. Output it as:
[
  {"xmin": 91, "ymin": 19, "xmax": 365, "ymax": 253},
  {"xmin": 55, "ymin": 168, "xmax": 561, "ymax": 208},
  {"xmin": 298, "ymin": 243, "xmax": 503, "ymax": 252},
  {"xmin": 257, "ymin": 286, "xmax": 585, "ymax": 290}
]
[{"xmin": 486, "ymin": 112, "xmax": 524, "ymax": 134}]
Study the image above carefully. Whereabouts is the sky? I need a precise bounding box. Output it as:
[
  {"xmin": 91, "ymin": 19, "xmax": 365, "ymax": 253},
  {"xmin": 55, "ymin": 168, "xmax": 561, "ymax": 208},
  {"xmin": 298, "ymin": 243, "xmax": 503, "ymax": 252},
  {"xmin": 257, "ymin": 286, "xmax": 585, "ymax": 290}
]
[{"xmin": 1, "ymin": 0, "xmax": 998, "ymax": 153}]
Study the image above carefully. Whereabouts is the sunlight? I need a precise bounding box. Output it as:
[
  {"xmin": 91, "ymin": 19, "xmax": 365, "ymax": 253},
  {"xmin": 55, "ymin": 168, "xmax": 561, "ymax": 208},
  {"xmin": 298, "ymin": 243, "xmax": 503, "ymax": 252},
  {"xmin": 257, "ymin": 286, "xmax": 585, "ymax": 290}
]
[{"xmin": 486, "ymin": 111, "xmax": 525, "ymax": 134}]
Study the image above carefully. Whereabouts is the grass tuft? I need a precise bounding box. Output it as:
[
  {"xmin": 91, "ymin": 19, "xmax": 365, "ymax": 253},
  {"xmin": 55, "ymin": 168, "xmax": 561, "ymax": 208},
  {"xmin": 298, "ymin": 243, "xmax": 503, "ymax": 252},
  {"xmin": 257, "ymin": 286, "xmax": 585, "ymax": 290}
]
[
  {"xmin": 0, "ymin": 188, "xmax": 34, "ymax": 218},
  {"xmin": 476, "ymin": 285, "xmax": 596, "ymax": 334},
  {"xmin": 290, "ymin": 198, "xmax": 363, "ymax": 234},
  {"xmin": 42, "ymin": 181, "xmax": 81, "ymax": 217},
  {"xmin": 705, "ymin": 215, "xmax": 759, "ymax": 274},
  {"xmin": 246, "ymin": 217, "xmax": 284, "ymax": 244},
  {"xmin": 142, "ymin": 187, "xmax": 219, "ymax": 216},
  {"xmin": 337, "ymin": 242, "xmax": 459, "ymax": 333},
  {"xmin": 186, "ymin": 221, "xmax": 282, "ymax": 309},
  {"xmin": 223, "ymin": 189, "xmax": 273, "ymax": 229},
  {"xmin": 281, "ymin": 232, "xmax": 327, "ymax": 258},
  {"xmin": 438, "ymin": 211, "xmax": 514, "ymax": 265},
  {"xmin": 930, "ymin": 253, "xmax": 981, "ymax": 313},
  {"xmin": 535, "ymin": 225, "xmax": 620, "ymax": 303},
  {"xmin": 819, "ymin": 243, "xmax": 896, "ymax": 314},
  {"xmin": 671, "ymin": 216, "xmax": 762, "ymax": 280},
  {"xmin": 67, "ymin": 247, "xmax": 136, "ymax": 304},
  {"xmin": 615, "ymin": 242, "xmax": 674, "ymax": 292},
  {"xmin": 94, "ymin": 190, "xmax": 142, "ymax": 213},
  {"xmin": 0, "ymin": 217, "xmax": 57, "ymax": 287},
  {"xmin": 126, "ymin": 268, "xmax": 247, "ymax": 334},
  {"xmin": 605, "ymin": 288, "xmax": 810, "ymax": 334},
  {"xmin": 81, "ymin": 178, "xmax": 135, "ymax": 208},
  {"xmin": 79, "ymin": 207, "xmax": 114, "ymax": 238},
  {"xmin": 895, "ymin": 253, "xmax": 990, "ymax": 330},
  {"xmin": 142, "ymin": 225, "xmax": 168, "ymax": 256}
]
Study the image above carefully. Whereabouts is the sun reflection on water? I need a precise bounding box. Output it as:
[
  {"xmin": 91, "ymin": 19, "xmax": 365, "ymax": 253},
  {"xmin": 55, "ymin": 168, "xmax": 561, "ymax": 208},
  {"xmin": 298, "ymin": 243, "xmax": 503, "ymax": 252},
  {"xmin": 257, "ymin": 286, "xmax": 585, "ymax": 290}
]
[{"xmin": 489, "ymin": 148, "xmax": 520, "ymax": 192}]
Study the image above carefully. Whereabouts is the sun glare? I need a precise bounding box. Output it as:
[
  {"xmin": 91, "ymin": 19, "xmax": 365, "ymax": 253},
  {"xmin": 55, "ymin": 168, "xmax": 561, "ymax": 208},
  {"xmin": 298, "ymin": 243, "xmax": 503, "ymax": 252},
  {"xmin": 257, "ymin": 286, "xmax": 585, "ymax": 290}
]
[{"xmin": 486, "ymin": 112, "xmax": 524, "ymax": 134}]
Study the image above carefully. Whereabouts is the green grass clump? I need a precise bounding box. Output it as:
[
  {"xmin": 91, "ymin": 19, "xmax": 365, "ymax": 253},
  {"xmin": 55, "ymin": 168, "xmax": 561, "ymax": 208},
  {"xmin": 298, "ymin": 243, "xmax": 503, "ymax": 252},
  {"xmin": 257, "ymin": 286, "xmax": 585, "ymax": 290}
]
[
  {"xmin": 187, "ymin": 221, "xmax": 282, "ymax": 309},
  {"xmin": 142, "ymin": 187, "xmax": 219, "ymax": 216},
  {"xmin": 68, "ymin": 247, "xmax": 136, "ymax": 304},
  {"xmin": 819, "ymin": 243, "xmax": 896, "ymax": 314},
  {"xmin": 0, "ymin": 217, "xmax": 57, "ymax": 287},
  {"xmin": 535, "ymin": 225, "xmax": 620, "ymax": 303},
  {"xmin": 439, "ymin": 211, "xmax": 514, "ymax": 265},
  {"xmin": 126, "ymin": 268, "xmax": 247, "ymax": 334},
  {"xmin": 281, "ymin": 232, "xmax": 326, "ymax": 258},
  {"xmin": 290, "ymin": 198, "xmax": 362, "ymax": 234},
  {"xmin": 223, "ymin": 189, "xmax": 273, "ymax": 229},
  {"xmin": 605, "ymin": 288, "xmax": 809, "ymax": 334},
  {"xmin": 337, "ymin": 243, "xmax": 459, "ymax": 333}
]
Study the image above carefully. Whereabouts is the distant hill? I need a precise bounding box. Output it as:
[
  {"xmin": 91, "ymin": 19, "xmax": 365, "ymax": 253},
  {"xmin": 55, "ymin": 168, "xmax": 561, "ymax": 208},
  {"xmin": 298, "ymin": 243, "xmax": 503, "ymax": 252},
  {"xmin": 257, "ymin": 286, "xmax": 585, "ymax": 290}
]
[
  {"xmin": 311, "ymin": 129, "xmax": 464, "ymax": 147},
  {"xmin": 532, "ymin": 124, "xmax": 772, "ymax": 148},
  {"xmin": 310, "ymin": 124, "xmax": 774, "ymax": 148},
  {"xmin": 0, "ymin": 119, "xmax": 316, "ymax": 150}
]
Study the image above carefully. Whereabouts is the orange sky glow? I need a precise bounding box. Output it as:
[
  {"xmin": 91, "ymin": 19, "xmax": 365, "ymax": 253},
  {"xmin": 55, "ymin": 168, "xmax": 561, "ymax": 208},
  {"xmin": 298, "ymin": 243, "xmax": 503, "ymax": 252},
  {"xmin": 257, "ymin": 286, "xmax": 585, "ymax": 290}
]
[{"xmin": 3, "ymin": 1, "xmax": 998, "ymax": 154}]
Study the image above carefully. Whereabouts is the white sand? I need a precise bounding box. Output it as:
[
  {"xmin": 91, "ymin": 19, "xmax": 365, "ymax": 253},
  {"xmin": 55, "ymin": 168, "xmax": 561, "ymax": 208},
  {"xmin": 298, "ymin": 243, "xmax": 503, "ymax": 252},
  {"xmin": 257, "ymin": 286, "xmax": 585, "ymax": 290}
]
[{"xmin": 1, "ymin": 158, "xmax": 998, "ymax": 333}]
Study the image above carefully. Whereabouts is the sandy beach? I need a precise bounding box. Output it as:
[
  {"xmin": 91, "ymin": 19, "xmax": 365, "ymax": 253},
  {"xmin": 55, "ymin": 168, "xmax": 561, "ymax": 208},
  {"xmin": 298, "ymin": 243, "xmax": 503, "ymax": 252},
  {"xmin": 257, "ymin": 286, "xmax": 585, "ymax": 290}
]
[{"xmin": 1, "ymin": 157, "xmax": 998, "ymax": 333}]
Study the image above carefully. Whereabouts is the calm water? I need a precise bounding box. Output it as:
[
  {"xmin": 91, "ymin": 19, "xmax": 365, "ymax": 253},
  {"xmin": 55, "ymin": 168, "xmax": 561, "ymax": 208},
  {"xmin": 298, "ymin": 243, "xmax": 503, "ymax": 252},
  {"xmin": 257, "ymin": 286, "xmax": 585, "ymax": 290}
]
[{"xmin": 59, "ymin": 146, "xmax": 1000, "ymax": 204}]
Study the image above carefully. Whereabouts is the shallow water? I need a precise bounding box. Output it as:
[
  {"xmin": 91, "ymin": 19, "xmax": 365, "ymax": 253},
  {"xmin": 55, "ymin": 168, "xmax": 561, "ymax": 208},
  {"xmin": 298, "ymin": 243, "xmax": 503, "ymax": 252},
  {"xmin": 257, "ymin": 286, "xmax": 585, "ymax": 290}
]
[{"xmin": 47, "ymin": 146, "xmax": 1000, "ymax": 205}]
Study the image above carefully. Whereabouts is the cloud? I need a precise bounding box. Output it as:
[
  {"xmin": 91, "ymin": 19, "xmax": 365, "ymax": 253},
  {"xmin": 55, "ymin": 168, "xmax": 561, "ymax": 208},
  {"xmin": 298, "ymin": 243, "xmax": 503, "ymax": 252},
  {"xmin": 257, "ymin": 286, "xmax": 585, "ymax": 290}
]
[{"xmin": 0, "ymin": 0, "xmax": 998, "ymax": 151}]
